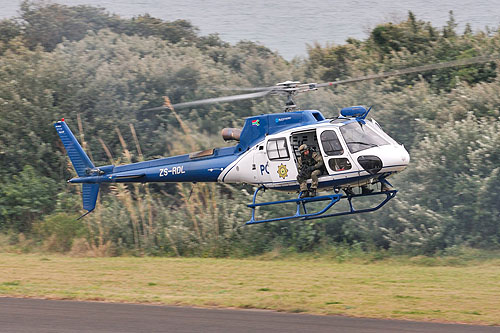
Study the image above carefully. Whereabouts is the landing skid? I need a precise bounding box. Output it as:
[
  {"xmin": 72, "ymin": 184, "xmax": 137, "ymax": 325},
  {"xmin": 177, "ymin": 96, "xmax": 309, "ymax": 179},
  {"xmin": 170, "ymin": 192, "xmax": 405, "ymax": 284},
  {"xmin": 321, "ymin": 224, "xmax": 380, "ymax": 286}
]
[{"xmin": 246, "ymin": 186, "xmax": 397, "ymax": 225}]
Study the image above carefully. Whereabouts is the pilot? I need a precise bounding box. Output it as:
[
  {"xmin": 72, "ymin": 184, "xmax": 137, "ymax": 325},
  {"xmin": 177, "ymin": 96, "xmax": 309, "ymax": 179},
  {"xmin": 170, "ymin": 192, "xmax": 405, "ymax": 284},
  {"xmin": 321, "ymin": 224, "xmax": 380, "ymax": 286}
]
[{"xmin": 297, "ymin": 144, "xmax": 324, "ymax": 198}]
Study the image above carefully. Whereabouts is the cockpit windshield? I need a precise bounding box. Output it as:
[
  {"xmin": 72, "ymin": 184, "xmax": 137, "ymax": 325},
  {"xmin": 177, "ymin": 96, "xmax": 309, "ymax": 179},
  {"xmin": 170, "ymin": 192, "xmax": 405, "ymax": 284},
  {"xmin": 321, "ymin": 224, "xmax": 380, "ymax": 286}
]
[{"xmin": 340, "ymin": 122, "xmax": 390, "ymax": 153}]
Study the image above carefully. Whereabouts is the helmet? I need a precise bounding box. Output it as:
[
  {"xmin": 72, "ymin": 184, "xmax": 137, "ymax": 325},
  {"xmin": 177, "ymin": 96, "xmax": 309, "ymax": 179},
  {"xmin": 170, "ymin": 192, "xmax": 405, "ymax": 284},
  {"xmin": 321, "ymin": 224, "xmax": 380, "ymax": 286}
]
[{"xmin": 298, "ymin": 144, "xmax": 308, "ymax": 153}]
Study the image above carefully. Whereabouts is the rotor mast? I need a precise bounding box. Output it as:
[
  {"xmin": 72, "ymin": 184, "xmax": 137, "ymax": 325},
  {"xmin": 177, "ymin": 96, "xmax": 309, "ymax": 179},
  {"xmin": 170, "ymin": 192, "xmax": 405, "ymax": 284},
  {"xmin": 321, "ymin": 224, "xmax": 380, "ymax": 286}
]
[{"xmin": 272, "ymin": 81, "xmax": 318, "ymax": 112}]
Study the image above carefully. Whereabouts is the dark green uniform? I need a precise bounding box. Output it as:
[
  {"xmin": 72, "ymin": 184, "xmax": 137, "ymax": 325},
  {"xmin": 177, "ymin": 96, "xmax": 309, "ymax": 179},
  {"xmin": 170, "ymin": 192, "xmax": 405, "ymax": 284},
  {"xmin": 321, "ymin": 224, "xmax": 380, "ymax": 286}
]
[{"xmin": 297, "ymin": 150, "xmax": 324, "ymax": 192}]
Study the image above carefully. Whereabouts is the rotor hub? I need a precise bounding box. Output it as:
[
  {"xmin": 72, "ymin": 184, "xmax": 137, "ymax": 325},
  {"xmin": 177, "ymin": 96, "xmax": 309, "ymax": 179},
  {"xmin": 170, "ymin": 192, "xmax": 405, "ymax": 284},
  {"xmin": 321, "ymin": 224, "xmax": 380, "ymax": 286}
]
[{"xmin": 271, "ymin": 81, "xmax": 318, "ymax": 112}]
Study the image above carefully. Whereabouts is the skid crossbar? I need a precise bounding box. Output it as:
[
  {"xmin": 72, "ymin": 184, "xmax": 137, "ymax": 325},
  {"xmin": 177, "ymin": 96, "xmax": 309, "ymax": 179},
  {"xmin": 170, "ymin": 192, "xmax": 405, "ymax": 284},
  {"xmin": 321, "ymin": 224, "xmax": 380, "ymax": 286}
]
[{"xmin": 246, "ymin": 186, "xmax": 397, "ymax": 225}]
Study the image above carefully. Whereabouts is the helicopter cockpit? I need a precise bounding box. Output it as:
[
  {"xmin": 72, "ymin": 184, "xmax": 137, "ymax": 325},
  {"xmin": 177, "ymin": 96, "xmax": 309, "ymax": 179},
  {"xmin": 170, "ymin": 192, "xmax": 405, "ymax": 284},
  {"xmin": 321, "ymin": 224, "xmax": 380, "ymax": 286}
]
[
  {"xmin": 338, "ymin": 121, "xmax": 390, "ymax": 154},
  {"xmin": 285, "ymin": 113, "xmax": 399, "ymax": 186}
]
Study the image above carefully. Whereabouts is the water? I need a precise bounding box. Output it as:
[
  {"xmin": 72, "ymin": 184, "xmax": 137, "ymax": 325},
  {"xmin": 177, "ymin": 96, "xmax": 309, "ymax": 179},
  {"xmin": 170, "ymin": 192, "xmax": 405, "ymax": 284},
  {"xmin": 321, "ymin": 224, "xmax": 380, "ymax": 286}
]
[{"xmin": 1, "ymin": 0, "xmax": 499, "ymax": 59}]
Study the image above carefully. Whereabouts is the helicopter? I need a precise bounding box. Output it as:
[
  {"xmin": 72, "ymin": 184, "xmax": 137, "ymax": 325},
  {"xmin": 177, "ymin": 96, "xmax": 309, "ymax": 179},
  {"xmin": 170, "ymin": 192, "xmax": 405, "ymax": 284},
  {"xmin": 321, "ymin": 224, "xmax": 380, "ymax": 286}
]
[{"xmin": 54, "ymin": 55, "xmax": 496, "ymax": 223}]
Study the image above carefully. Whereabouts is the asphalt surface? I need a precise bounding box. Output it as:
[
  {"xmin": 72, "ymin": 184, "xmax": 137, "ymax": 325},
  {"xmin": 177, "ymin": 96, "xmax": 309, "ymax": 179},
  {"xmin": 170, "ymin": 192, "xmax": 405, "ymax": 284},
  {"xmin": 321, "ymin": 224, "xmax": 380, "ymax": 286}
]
[{"xmin": 0, "ymin": 297, "xmax": 498, "ymax": 333}]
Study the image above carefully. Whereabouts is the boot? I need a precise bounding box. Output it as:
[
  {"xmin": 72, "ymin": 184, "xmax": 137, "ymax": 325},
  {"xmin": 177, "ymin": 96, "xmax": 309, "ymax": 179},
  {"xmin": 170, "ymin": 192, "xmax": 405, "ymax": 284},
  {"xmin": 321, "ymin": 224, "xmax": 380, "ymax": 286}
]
[
  {"xmin": 344, "ymin": 187, "xmax": 355, "ymax": 196},
  {"xmin": 309, "ymin": 189, "xmax": 317, "ymax": 197},
  {"xmin": 381, "ymin": 183, "xmax": 394, "ymax": 192},
  {"xmin": 361, "ymin": 185, "xmax": 373, "ymax": 194},
  {"xmin": 299, "ymin": 190, "xmax": 310, "ymax": 198}
]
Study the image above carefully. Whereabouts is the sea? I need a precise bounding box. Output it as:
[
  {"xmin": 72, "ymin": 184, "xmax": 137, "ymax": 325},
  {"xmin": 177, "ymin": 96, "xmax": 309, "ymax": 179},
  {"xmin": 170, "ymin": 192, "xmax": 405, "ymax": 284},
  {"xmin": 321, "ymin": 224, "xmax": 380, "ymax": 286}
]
[{"xmin": 1, "ymin": 0, "xmax": 499, "ymax": 59}]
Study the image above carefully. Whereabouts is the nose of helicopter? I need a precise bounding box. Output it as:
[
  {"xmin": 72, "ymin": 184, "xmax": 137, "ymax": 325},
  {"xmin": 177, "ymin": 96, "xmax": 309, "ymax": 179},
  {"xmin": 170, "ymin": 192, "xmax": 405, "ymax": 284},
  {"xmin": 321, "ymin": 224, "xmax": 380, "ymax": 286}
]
[
  {"xmin": 356, "ymin": 144, "xmax": 409, "ymax": 176},
  {"xmin": 374, "ymin": 144, "xmax": 410, "ymax": 173},
  {"xmin": 401, "ymin": 145, "xmax": 410, "ymax": 167},
  {"xmin": 390, "ymin": 144, "xmax": 410, "ymax": 172}
]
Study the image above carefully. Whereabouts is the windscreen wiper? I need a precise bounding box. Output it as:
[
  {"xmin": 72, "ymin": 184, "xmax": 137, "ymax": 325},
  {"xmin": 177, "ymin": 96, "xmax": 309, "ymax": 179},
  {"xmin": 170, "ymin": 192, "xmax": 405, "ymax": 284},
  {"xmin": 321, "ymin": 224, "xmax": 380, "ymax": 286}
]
[{"xmin": 347, "ymin": 141, "xmax": 378, "ymax": 148}]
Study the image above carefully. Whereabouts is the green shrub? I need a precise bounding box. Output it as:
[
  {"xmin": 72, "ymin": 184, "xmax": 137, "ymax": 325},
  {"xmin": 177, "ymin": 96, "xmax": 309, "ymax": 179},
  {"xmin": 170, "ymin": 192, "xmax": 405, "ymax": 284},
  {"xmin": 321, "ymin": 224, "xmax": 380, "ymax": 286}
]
[{"xmin": 33, "ymin": 212, "xmax": 84, "ymax": 252}]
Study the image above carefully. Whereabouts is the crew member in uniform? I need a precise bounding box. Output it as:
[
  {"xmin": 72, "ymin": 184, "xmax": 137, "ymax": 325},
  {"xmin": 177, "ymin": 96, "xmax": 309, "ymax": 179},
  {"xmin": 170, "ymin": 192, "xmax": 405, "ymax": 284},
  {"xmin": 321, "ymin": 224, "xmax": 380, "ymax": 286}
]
[{"xmin": 297, "ymin": 144, "xmax": 324, "ymax": 197}]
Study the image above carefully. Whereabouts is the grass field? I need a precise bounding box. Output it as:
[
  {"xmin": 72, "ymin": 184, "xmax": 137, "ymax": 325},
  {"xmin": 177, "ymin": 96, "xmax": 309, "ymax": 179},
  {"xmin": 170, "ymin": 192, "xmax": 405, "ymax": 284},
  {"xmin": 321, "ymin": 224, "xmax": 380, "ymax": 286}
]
[{"xmin": 0, "ymin": 253, "xmax": 499, "ymax": 325}]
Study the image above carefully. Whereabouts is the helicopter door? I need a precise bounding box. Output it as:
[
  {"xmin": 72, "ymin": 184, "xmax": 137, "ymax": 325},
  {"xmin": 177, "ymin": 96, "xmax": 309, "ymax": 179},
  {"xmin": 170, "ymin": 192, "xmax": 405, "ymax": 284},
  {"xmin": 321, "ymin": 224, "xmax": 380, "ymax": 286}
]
[
  {"xmin": 317, "ymin": 128, "xmax": 360, "ymax": 179},
  {"xmin": 253, "ymin": 143, "xmax": 272, "ymax": 185}
]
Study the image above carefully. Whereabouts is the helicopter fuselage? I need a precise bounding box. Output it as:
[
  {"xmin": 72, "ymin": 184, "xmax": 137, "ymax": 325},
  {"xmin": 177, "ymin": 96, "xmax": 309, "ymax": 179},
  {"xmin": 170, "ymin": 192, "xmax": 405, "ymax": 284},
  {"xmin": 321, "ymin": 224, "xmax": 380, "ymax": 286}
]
[
  {"xmin": 221, "ymin": 116, "xmax": 409, "ymax": 192},
  {"xmin": 63, "ymin": 109, "xmax": 409, "ymax": 194}
]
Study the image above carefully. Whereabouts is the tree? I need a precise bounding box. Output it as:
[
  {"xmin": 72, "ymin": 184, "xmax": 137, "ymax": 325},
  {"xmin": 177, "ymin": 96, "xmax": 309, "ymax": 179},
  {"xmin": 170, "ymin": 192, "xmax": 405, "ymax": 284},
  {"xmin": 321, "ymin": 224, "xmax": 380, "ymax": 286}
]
[
  {"xmin": 121, "ymin": 15, "xmax": 198, "ymax": 44},
  {"xmin": 0, "ymin": 19, "xmax": 22, "ymax": 51},
  {"xmin": 20, "ymin": 0, "xmax": 112, "ymax": 51},
  {"xmin": 0, "ymin": 165, "xmax": 58, "ymax": 232},
  {"xmin": 346, "ymin": 114, "xmax": 500, "ymax": 253}
]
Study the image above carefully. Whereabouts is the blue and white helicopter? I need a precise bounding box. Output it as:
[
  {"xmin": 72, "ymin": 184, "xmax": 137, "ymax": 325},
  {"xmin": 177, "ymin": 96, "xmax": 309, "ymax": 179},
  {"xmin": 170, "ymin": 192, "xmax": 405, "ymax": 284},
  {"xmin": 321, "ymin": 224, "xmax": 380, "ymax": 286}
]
[{"xmin": 54, "ymin": 56, "xmax": 494, "ymax": 223}]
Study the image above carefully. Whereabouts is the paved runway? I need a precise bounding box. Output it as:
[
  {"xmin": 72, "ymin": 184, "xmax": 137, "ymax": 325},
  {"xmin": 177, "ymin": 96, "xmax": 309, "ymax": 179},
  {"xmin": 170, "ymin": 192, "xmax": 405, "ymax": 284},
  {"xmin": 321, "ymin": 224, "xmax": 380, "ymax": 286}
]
[{"xmin": 0, "ymin": 297, "xmax": 498, "ymax": 332}]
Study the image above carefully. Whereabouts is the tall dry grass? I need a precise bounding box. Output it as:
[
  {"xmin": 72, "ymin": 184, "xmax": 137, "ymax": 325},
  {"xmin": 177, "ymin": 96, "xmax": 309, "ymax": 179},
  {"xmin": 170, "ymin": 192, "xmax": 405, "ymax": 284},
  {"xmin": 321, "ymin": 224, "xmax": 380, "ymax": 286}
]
[{"xmin": 64, "ymin": 106, "xmax": 250, "ymax": 256}]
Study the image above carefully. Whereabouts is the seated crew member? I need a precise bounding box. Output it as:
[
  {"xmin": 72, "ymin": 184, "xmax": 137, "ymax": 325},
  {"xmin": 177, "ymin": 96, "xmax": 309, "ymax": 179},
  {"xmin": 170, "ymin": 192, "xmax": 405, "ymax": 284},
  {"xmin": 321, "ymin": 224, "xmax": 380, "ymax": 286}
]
[{"xmin": 297, "ymin": 144, "xmax": 324, "ymax": 198}]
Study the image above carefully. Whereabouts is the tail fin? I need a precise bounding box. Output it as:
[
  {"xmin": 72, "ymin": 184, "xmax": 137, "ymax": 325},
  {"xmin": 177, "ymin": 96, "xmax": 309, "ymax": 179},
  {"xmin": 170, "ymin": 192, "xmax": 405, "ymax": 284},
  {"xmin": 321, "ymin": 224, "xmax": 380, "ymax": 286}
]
[
  {"xmin": 54, "ymin": 119, "xmax": 99, "ymax": 217},
  {"xmin": 54, "ymin": 120, "xmax": 94, "ymax": 176}
]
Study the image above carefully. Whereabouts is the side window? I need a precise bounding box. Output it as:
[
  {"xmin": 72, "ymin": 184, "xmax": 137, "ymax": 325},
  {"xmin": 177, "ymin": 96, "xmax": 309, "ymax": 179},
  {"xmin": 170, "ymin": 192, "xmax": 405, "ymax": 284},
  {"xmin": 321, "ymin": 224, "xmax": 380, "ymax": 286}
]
[
  {"xmin": 328, "ymin": 158, "xmax": 352, "ymax": 171},
  {"xmin": 266, "ymin": 138, "xmax": 290, "ymax": 160},
  {"xmin": 320, "ymin": 130, "xmax": 343, "ymax": 156}
]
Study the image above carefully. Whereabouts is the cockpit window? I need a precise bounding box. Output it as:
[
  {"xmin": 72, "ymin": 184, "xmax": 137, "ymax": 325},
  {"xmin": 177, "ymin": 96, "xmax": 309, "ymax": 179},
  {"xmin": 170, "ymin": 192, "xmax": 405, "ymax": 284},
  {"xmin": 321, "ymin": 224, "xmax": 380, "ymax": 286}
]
[
  {"xmin": 340, "ymin": 122, "xmax": 389, "ymax": 153},
  {"xmin": 320, "ymin": 130, "xmax": 343, "ymax": 156}
]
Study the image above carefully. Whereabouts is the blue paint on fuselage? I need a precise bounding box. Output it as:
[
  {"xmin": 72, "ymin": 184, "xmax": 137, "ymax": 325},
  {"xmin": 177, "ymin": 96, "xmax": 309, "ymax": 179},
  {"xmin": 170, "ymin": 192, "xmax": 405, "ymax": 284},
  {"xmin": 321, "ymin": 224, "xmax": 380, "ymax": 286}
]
[
  {"xmin": 69, "ymin": 146, "xmax": 239, "ymax": 184},
  {"xmin": 236, "ymin": 110, "xmax": 326, "ymax": 152},
  {"xmin": 68, "ymin": 110, "xmax": 330, "ymax": 185}
]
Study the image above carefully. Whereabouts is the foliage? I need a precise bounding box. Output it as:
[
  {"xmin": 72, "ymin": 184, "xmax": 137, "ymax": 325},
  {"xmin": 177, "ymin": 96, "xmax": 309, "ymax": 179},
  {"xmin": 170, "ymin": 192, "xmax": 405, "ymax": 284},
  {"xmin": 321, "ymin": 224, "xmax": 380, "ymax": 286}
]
[
  {"xmin": 307, "ymin": 11, "xmax": 498, "ymax": 91},
  {"xmin": 345, "ymin": 114, "xmax": 500, "ymax": 254},
  {"xmin": 0, "ymin": 166, "xmax": 59, "ymax": 232},
  {"xmin": 0, "ymin": 2, "xmax": 499, "ymax": 256},
  {"xmin": 17, "ymin": 1, "xmax": 200, "ymax": 52},
  {"xmin": 0, "ymin": 19, "xmax": 22, "ymax": 54},
  {"xmin": 33, "ymin": 212, "xmax": 84, "ymax": 252}
]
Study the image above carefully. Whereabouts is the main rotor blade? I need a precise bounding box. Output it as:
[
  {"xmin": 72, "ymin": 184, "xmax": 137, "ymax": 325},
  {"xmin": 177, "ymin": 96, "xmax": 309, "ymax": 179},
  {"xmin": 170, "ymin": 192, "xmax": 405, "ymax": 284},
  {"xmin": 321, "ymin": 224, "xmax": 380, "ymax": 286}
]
[
  {"xmin": 141, "ymin": 90, "xmax": 271, "ymax": 111},
  {"xmin": 173, "ymin": 90, "xmax": 271, "ymax": 109},
  {"xmin": 217, "ymin": 86, "xmax": 277, "ymax": 92},
  {"xmin": 315, "ymin": 55, "xmax": 498, "ymax": 88},
  {"xmin": 140, "ymin": 55, "xmax": 498, "ymax": 112}
]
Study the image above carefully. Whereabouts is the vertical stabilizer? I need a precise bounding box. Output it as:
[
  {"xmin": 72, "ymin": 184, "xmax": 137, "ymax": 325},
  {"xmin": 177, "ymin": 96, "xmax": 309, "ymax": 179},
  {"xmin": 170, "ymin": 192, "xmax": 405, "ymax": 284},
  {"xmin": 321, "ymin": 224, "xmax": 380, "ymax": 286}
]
[
  {"xmin": 54, "ymin": 120, "xmax": 99, "ymax": 218},
  {"xmin": 79, "ymin": 183, "xmax": 100, "ymax": 218},
  {"xmin": 54, "ymin": 120, "xmax": 94, "ymax": 177}
]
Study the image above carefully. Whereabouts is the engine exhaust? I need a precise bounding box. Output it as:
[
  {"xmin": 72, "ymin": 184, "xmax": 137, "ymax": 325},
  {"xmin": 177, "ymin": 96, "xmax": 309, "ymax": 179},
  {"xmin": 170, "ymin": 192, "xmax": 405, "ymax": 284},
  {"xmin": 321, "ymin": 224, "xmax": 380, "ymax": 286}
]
[{"xmin": 221, "ymin": 128, "xmax": 242, "ymax": 141}]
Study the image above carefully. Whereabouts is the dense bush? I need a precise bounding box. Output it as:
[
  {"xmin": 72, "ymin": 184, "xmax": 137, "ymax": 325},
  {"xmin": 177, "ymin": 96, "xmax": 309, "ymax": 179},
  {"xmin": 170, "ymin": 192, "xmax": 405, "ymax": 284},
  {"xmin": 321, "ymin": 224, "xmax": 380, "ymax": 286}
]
[{"xmin": 0, "ymin": 2, "xmax": 499, "ymax": 256}]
